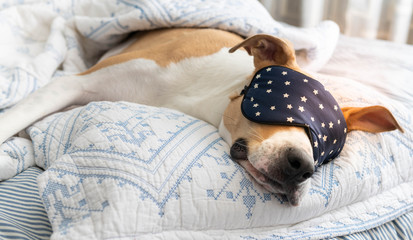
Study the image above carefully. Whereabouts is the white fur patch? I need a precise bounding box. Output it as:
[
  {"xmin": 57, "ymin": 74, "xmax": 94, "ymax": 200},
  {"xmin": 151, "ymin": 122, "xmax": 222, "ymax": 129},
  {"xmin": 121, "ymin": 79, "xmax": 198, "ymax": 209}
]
[
  {"xmin": 84, "ymin": 48, "xmax": 254, "ymax": 127},
  {"xmin": 249, "ymin": 129, "xmax": 313, "ymax": 171},
  {"xmin": 161, "ymin": 48, "xmax": 254, "ymax": 126},
  {"xmin": 218, "ymin": 118, "xmax": 232, "ymax": 144}
]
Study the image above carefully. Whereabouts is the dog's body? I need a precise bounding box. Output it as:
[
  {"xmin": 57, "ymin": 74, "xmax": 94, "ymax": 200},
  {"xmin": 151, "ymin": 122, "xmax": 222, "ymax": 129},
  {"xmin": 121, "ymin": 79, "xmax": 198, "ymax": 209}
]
[
  {"xmin": 0, "ymin": 28, "xmax": 252, "ymax": 142},
  {"xmin": 0, "ymin": 28, "xmax": 403, "ymax": 206}
]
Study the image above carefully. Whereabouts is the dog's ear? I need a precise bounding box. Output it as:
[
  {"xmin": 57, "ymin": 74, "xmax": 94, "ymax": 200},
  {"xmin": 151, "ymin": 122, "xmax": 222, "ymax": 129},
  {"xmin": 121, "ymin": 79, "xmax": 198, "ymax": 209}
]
[
  {"xmin": 229, "ymin": 34, "xmax": 296, "ymax": 67},
  {"xmin": 342, "ymin": 106, "xmax": 404, "ymax": 133}
]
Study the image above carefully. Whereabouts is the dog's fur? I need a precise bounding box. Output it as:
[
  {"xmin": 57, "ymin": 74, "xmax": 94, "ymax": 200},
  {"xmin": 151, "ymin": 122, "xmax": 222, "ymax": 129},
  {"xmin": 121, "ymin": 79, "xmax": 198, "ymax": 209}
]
[{"xmin": 0, "ymin": 28, "xmax": 403, "ymax": 206}]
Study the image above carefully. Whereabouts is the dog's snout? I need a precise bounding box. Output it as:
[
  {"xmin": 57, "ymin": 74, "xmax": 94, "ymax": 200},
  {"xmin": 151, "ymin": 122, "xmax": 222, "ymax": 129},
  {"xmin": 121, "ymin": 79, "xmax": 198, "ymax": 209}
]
[{"xmin": 285, "ymin": 149, "xmax": 314, "ymax": 183}]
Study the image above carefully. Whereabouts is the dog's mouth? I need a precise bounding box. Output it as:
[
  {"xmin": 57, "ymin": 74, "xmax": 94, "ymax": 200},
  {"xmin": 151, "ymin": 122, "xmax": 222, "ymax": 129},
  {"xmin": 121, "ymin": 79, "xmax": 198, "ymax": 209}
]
[
  {"xmin": 230, "ymin": 138, "xmax": 310, "ymax": 206},
  {"xmin": 235, "ymin": 159, "xmax": 307, "ymax": 206}
]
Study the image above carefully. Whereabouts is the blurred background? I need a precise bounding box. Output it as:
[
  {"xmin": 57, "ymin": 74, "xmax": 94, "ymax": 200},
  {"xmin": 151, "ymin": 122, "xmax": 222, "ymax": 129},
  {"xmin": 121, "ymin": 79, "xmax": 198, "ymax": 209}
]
[{"xmin": 260, "ymin": 0, "xmax": 413, "ymax": 44}]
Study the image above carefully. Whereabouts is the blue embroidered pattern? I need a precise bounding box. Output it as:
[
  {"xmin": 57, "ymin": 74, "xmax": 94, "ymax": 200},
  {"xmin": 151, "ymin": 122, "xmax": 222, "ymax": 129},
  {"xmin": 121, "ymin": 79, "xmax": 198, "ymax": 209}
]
[
  {"xmin": 206, "ymin": 162, "xmax": 280, "ymax": 219},
  {"xmin": 35, "ymin": 102, "xmax": 278, "ymax": 233}
]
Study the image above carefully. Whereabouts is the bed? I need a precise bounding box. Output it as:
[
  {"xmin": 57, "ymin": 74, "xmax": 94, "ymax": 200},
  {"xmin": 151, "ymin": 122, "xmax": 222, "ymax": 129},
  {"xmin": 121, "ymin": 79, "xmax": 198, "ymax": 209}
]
[{"xmin": 0, "ymin": 0, "xmax": 412, "ymax": 239}]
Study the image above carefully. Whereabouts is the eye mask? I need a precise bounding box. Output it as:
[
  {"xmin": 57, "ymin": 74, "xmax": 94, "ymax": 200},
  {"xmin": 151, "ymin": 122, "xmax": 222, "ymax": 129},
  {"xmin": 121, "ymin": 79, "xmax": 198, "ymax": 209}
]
[{"xmin": 241, "ymin": 66, "xmax": 347, "ymax": 168}]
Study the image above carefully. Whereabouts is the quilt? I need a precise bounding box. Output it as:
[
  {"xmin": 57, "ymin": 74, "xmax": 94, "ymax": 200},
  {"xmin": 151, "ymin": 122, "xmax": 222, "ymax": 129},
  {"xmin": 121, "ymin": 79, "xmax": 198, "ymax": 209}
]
[{"xmin": 0, "ymin": 0, "xmax": 413, "ymax": 239}]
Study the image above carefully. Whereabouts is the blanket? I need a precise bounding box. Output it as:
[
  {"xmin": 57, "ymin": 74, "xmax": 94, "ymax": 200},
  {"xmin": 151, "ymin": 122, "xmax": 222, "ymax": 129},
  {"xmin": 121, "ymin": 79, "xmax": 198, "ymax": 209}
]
[
  {"xmin": 1, "ymin": 0, "xmax": 413, "ymax": 239},
  {"xmin": 0, "ymin": 0, "xmax": 338, "ymax": 110},
  {"xmin": 0, "ymin": 0, "xmax": 340, "ymax": 183}
]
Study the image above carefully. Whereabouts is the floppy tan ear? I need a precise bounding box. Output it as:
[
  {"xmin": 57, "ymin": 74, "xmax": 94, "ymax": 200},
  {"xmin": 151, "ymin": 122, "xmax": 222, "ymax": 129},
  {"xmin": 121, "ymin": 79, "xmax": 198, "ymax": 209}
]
[
  {"xmin": 229, "ymin": 34, "xmax": 297, "ymax": 68},
  {"xmin": 342, "ymin": 106, "xmax": 404, "ymax": 133}
]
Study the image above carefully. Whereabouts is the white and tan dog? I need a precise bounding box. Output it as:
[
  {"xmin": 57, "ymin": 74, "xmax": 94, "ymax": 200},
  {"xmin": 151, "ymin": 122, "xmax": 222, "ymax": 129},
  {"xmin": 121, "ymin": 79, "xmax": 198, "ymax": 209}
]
[{"xmin": 0, "ymin": 28, "xmax": 403, "ymax": 205}]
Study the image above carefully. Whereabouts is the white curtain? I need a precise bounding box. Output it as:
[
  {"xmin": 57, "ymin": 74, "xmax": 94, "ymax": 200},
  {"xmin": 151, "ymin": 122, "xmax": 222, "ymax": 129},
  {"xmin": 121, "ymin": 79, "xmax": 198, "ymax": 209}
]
[{"xmin": 260, "ymin": 0, "xmax": 413, "ymax": 44}]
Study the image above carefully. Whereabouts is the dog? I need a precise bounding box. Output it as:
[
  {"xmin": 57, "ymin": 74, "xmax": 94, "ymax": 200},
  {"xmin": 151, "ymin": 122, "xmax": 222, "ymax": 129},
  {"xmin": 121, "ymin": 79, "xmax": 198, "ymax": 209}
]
[{"xmin": 0, "ymin": 28, "xmax": 403, "ymax": 206}]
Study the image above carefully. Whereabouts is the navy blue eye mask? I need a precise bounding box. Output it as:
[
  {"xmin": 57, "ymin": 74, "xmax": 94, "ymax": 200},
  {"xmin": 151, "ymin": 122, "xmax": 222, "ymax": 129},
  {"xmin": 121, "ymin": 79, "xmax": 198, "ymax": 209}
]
[{"xmin": 241, "ymin": 66, "xmax": 347, "ymax": 169}]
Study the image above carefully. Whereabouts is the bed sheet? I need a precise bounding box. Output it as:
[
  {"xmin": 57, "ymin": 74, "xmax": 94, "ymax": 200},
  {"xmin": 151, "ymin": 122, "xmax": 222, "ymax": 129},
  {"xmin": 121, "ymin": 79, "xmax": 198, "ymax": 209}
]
[
  {"xmin": 333, "ymin": 209, "xmax": 413, "ymax": 240},
  {"xmin": 0, "ymin": 167, "xmax": 52, "ymax": 239}
]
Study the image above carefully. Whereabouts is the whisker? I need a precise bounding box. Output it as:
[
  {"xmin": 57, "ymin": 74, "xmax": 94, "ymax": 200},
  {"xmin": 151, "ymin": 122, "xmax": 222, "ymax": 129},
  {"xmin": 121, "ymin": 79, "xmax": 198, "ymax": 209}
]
[
  {"xmin": 247, "ymin": 125, "xmax": 265, "ymax": 141},
  {"xmin": 220, "ymin": 113, "xmax": 237, "ymax": 123}
]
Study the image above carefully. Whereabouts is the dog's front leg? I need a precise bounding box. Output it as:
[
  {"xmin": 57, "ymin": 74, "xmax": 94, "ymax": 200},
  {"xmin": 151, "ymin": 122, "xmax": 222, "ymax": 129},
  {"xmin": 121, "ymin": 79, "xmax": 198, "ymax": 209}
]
[
  {"xmin": 0, "ymin": 57, "xmax": 164, "ymax": 145},
  {"xmin": 0, "ymin": 75, "xmax": 91, "ymax": 145},
  {"xmin": 0, "ymin": 75, "xmax": 95, "ymax": 180}
]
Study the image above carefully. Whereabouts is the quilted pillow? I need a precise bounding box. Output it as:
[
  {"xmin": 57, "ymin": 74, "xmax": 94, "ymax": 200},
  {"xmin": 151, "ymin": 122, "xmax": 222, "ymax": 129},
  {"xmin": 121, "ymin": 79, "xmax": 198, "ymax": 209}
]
[
  {"xmin": 32, "ymin": 102, "xmax": 275, "ymax": 238},
  {"xmin": 29, "ymin": 101, "xmax": 413, "ymax": 239}
]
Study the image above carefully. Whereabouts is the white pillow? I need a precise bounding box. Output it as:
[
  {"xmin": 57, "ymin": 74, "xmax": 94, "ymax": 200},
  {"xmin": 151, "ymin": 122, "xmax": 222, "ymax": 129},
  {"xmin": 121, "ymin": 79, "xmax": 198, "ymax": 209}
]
[{"xmin": 31, "ymin": 101, "xmax": 413, "ymax": 239}]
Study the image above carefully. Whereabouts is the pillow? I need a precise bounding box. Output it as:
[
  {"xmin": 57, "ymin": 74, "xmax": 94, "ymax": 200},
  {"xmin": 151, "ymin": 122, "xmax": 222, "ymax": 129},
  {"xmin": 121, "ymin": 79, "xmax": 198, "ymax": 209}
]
[{"xmin": 30, "ymin": 101, "xmax": 413, "ymax": 239}]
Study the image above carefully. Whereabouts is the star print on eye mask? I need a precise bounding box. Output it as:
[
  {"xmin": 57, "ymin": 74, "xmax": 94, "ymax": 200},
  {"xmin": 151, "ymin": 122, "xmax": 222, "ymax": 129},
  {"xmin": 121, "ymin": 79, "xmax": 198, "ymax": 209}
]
[{"xmin": 240, "ymin": 66, "xmax": 347, "ymax": 169}]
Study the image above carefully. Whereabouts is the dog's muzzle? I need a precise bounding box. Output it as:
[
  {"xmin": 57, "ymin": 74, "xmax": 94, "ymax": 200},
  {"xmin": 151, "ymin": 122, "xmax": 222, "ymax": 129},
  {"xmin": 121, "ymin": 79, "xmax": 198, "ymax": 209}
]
[{"xmin": 240, "ymin": 66, "xmax": 347, "ymax": 169}]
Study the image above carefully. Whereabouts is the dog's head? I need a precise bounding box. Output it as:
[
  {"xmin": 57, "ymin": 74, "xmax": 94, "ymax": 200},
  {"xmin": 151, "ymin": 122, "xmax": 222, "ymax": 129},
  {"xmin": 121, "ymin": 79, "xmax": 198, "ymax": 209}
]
[{"xmin": 219, "ymin": 34, "xmax": 403, "ymax": 206}]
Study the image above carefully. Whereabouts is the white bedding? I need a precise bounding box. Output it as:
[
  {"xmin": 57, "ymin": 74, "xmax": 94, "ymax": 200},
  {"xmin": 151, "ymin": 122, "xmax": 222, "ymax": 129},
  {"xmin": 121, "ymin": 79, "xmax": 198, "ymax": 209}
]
[{"xmin": 1, "ymin": 0, "xmax": 413, "ymax": 239}]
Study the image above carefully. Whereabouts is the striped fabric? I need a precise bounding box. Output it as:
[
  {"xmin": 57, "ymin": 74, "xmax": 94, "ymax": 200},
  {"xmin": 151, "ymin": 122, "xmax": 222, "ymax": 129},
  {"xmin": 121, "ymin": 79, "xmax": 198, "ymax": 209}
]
[
  {"xmin": 0, "ymin": 167, "xmax": 52, "ymax": 239},
  {"xmin": 332, "ymin": 211, "xmax": 413, "ymax": 240}
]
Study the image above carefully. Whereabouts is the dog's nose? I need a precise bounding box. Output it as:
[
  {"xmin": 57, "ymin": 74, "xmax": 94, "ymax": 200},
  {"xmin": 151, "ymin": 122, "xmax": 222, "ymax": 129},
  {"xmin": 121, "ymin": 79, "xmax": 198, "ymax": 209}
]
[{"xmin": 284, "ymin": 149, "xmax": 314, "ymax": 183}]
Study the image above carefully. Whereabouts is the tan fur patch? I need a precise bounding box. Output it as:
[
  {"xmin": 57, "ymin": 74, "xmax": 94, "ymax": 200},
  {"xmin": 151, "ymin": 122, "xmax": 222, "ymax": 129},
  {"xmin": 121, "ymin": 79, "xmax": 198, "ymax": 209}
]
[
  {"xmin": 79, "ymin": 28, "xmax": 244, "ymax": 75},
  {"xmin": 223, "ymin": 96, "xmax": 307, "ymax": 147}
]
